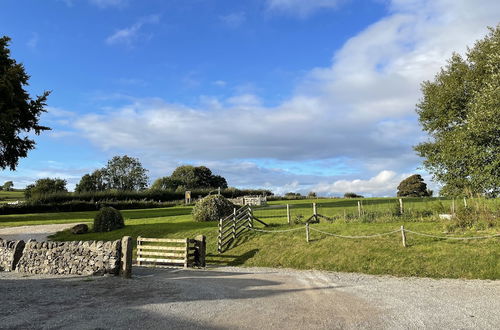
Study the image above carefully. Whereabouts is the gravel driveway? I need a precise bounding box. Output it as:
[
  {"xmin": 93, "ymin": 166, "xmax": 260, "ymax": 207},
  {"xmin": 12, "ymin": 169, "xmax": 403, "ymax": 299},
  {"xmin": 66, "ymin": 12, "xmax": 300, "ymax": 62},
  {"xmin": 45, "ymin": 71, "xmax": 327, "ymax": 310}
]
[
  {"xmin": 0, "ymin": 266, "xmax": 498, "ymax": 329},
  {"xmin": 0, "ymin": 223, "xmax": 82, "ymax": 241}
]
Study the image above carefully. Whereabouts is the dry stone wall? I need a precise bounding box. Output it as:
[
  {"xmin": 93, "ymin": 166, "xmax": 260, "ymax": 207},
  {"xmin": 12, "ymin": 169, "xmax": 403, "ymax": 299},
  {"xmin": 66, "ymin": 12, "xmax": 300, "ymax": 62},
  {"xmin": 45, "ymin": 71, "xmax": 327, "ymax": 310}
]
[{"xmin": 15, "ymin": 240, "xmax": 121, "ymax": 276}]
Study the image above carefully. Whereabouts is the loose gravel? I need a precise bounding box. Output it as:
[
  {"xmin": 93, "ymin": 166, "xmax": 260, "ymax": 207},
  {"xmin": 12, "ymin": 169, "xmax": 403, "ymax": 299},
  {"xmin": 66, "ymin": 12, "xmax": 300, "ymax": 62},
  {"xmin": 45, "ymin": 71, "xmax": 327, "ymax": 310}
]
[
  {"xmin": 0, "ymin": 223, "xmax": 83, "ymax": 242},
  {"xmin": 0, "ymin": 266, "xmax": 498, "ymax": 329}
]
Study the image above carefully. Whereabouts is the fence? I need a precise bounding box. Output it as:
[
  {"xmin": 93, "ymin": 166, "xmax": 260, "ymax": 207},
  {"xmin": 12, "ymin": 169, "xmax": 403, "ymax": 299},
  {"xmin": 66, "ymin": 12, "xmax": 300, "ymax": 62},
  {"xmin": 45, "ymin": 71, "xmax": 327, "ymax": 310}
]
[
  {"xmin": 217, "ymin": 205, "xmax": 268, "ymax": 253},
  {"xmin": 247, "ymin": 224, "xmax": 499, "ymax": 246},
  {"xmin": 137, "ymin": 235, "xmax": 206, "ymax": 268}
]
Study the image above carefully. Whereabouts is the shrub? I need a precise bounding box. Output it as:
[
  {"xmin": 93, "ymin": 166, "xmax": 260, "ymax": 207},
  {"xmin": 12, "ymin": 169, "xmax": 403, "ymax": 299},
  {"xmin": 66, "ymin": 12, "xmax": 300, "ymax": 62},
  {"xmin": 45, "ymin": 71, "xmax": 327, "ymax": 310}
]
[
  {"xmin": 192, "ymin": 195, "xmax": 235, "ymax": 222},
  {"xmin": 93, "ymin": 207, "xmax": 125, "ymax": 232}
]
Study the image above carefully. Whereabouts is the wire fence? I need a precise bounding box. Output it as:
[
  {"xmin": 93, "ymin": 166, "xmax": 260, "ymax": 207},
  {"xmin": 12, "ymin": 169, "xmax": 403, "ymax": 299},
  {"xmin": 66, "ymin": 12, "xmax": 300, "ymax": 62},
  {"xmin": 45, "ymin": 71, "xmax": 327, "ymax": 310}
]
[{"xmin": 247, "ymin": 224, "xmax": 500, "ymax": 246}]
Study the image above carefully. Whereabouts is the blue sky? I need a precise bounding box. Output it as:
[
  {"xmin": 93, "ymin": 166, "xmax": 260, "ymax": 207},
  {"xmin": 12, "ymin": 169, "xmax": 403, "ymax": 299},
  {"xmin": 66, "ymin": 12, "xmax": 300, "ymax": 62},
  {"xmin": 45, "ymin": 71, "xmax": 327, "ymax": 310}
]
[{"xmin": 1, "ymin": 0, "xmax": 499, "ymax": 196}]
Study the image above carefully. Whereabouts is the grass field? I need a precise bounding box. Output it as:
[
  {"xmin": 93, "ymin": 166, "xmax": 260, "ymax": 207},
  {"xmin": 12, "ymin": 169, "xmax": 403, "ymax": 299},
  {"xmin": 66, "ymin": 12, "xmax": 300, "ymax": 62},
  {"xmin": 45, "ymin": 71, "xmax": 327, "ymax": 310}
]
[
  {"xmin": 1, "ymin": 197, "xmax": 498, "ymax": 279},
  {"xmin": 0, "ymin": 190, "xmax": 24, "ymax": 204}
]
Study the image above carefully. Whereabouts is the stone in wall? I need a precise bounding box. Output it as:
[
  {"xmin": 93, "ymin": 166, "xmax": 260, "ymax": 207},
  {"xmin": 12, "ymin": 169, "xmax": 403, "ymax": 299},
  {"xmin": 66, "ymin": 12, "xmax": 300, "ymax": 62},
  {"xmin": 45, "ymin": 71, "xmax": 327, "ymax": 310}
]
[{"xmin": 16, "ymin": 240, "xmax": 121, "ymax": 276}]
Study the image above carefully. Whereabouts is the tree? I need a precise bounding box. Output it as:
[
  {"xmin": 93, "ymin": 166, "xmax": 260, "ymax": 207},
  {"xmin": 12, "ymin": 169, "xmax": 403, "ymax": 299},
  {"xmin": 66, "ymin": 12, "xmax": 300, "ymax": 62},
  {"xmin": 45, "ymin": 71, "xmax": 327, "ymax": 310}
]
[
  {"xmin": 75, "ymin": 169, "xmax": 106, "ymax": 193},
  {"xmin": 102, "ymin": 155, "xmax": 149, "ymax": 191},
  {"xmin": 414, "ymin": 26, "xmax": 500, "ymax": 197},
  {"xmin": 397, "ymin": 175, "xmax": 431, "ymax": 197},
  {"xmin": 156, "ymin": 165, "xmax": 228, "ymax": 191},
  {"xmin": 344, "ymin": 192, "xmax": 363, "ymax": 198},
  {"xmin": 2, "ymin": 181, "xmax": 13, "ymax": 191},
  {"xmin": 0, "ymin": 36, "xmax": 50, "ymax": 170},
  {"xmin": 24, "ymin": 178, "xmax": 67, "ymax": 199}
]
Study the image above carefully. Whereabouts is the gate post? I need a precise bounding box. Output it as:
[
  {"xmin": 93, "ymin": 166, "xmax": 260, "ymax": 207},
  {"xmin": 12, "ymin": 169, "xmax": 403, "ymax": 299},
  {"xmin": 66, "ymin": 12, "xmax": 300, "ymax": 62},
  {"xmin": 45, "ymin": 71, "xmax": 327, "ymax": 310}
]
[
  {"xmin": 195, "ymin": 235, "xmax": 206, "ymax": 267},
  {"xmin": 120, "ymin": 236, "xmax": 133, "ymax": 278}
]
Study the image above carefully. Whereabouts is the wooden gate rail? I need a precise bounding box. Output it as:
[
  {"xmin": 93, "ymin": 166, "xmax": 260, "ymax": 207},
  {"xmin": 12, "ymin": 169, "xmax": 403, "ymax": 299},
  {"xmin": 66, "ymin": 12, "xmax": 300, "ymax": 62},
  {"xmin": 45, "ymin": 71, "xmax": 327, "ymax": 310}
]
[
  {"xmin": 218, "ymin": 205, "xmax": 268, "ymax": 253},
  {"xmin": 137, "ymin": 235, "xmax": 205, "ymax": 268}
]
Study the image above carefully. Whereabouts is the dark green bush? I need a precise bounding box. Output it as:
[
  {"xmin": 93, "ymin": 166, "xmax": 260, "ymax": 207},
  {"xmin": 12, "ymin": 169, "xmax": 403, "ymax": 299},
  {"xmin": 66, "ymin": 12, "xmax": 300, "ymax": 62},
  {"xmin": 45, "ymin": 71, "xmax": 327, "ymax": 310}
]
[
  {"xmin": 192, "ymin": 195, "xmax": 235, "ymax": 222},
  {"xmin": 93, "ymin": 207, "xmax": 125, "ymax": 232}
]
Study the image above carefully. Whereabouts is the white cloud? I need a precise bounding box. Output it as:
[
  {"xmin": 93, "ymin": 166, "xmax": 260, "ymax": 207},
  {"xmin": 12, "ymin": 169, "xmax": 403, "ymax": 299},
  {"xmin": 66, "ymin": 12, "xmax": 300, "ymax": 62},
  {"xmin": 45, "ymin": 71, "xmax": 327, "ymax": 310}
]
[
  {"xmin": 266, "ymin": 0, "xmax": 343, "ymax": 17},
  {"xmin": 312, "ymin": 170, "xmax": 408, "ymax": 196},
  {"xmin": 219, "ymin": 12, "xmax": 246, "ymax": 27},
  {"xmin": 106, "ymin": 15, "xmax": 160, "ymax": 46},
  {"xmin": 70, "ymin": 0, "xmax": 500, "ymax": 194}
]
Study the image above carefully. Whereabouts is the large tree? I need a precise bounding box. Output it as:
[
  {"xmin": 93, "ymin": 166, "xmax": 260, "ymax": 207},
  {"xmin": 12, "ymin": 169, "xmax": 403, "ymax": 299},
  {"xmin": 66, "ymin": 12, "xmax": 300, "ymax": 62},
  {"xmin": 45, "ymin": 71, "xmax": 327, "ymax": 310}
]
[
  {"xmin": 397, "ymin": 174, "xmax": 431, "ymax": 197},
  {"xmin": 102, "ymin": 155, "xmax": 149, "ymax": 191},
  {"xmin": 414, "ymin": 26, "xmax": 500, "ymax": 197},
  {"xmin": 75, "ymin": 169, "xmax": 107, "ymax": 193},
  {"xmin": 0, "ymin": 36, "xmax": 50, "ymax": 170},
  {"xmin": 154, "ymin": 165, "xmax": 228, "ymax": 191}
]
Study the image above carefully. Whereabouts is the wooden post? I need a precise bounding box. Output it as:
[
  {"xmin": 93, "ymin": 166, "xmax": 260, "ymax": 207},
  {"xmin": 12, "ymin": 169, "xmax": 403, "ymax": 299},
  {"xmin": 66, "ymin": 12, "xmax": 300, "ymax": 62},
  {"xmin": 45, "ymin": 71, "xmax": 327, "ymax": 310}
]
[
  {"xmin": 401, "ymin": 226, "xmax": 406, "ymax": 248},
  {"xmin": 195, "ymin": 235, "xmax": 206, "ymax": 267},
  {"xmin": 287, "ymin": 204, "xmax": 291, "ymax": 225},
  {"xmin": 305, "ymin": 223, "xmax": 310, "ymax": 243},
  {"xmin": 184, "ymin": 238, "xmax": 189, "ymax": 268},
  {"xmin": 358, "ymin": 201, "xmax": 361, "ymax": 217},
  {"xmin": 399, "ymin": 198, "xmax": 404, "ymax": 214},
  {"xmin": 120, "ymin": 236, "xmax": 133, "ymax": 278},
  {"xmin": 137, "ymin": 236, "xmax": 142, "ymax": 266},
  {"xmin": 249, "ymin": 207, "xmax": 254, "ymax": 229},
  {"xmin": 463, "ymin": 197, "xmax": 467, "ymax": 208},
  {"xmin": 232, "ymin": 208, "xmax": 237, "ymax": 240},
  {"xmin": 217, "ymin": 219, "xmax": 223, "ymax": 254},
  {"xmin": 451, "ymin": 199, "xmax": 455, "ymax": 215},
  {"xmin": 313, "ymin": 203, "xmax": 318, "ymax": 222}
]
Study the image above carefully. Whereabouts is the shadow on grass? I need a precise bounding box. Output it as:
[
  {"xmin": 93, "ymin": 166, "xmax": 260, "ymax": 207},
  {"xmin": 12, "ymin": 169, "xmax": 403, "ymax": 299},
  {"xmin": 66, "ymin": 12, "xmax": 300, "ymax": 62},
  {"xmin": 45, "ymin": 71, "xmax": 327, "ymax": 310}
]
[{"xmin": 207, "ymin": 249, "xmax": 260, "ymax": 266}]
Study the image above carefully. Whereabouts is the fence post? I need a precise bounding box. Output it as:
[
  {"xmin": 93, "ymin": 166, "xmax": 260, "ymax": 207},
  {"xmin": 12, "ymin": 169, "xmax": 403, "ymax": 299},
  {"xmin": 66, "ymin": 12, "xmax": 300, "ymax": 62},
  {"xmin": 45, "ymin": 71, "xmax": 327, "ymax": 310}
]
[
  {"xmin": 358, "ymin": 201, "xmax": 361, "ymax": 217},
  {"xmin": 194, "ymin": 235, "xmax": 206, "ymax": 267},
  {"xmin": 451, "ymin": 199, "xmax": 455, "ymax": 215},
  {"xmin": 399, "ymin": 198, "xmax": 404, "ymax": 214},
  {"xmin": 313, "ymin": 203, "xmax": 318, "ymax": 222},
  {"xmin": 137, "ymin": 236, "xmax": 142, "ymax": 266},
  {"xmin": 184, "ymin": 238, "xmax": 189, "ymax": 268},
  {"xmin": 401, "ymin": 226, "xmax": 406, "ymax": 247},
  {"xmin": 287, "ymin": 204, "xmax": 291, "ymax": 225},
  {"xmin": 120, "ymin": 236, "xmax": 133, "ymax": 278},
  {"xmin": 463, "ymin": 197, "xmax": 467, "ymax": 208},
  {"xmin": 217, "ymin": 218, "xmax": 222, "ymax": 254},
  {"xmin": 306, "ymin": 223, "xmax": 310, "ymax": 243}
]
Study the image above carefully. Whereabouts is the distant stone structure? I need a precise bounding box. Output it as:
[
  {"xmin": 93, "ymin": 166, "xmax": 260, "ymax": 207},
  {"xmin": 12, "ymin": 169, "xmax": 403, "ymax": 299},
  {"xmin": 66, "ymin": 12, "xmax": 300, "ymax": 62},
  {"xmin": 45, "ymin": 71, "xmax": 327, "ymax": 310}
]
[{"xmin": 230, "ymin": 195, "xmax": 267, "ymax": 206}]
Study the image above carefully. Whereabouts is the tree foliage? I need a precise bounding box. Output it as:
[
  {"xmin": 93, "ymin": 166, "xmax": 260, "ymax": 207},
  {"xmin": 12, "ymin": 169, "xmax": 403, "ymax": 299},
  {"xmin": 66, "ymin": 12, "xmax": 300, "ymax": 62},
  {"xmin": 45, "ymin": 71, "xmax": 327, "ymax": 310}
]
[
  {"xmin": 75, "ymin": 169, "xmax": 106, "ymax": 193},
  {"xmin": 2, "ymin": 181, "xmax": 13, "ymax": 191},
  {"xmin": 397, "ymin": 174, "xmax": 431, "ymax": 197},
  {"xmin": 152, "ymin": 165, "xmax": 228, "ymax": 191},
  {"xmin": 24, "ymin": 178, "xmax": 67, "ymax": 199},
  {"xmin": 0, "ymin": 36, "xmax": 50, "ymax": 170},
  {"xmin": 76, "ymin": 156, "xmax": 148, "ymax": 192},
  {"xmin": 414, "ymin": 26, "xmax": 500, "ymax": 197}
]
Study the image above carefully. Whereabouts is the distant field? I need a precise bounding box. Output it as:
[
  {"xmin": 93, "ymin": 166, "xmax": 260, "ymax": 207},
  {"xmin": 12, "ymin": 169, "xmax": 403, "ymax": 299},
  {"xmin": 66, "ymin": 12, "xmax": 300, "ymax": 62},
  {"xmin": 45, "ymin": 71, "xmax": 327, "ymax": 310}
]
[
  {"xmin": 1, "ymin": 197, "xmax": 498, "ymax": 279},
  {"xmin": 0, "ymin": 190, "xmax": 24, "ymax": 204}
]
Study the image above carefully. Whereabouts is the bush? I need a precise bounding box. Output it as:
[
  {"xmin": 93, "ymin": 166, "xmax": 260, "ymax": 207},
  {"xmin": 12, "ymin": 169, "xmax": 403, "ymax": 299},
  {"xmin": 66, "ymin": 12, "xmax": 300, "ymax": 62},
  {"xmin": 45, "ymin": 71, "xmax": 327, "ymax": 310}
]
[
  {"xmin": 192, "ymin": 195, "xmax": 235, "ymax": 222},
  {"xmin": 93, "ymin": 207, "xmax": 125, "ymax": 232}
]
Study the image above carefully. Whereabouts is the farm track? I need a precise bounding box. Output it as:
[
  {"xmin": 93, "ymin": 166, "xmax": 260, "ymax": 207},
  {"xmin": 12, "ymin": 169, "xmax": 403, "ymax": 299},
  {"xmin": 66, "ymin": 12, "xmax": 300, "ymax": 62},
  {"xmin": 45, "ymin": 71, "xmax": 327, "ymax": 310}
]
[
  {"xmin": 0, "ymin": 223, "xmax": 85, "ymax": 241},
  {"xmin": 0, "ymin": 266, "xmax": 498, "ymax": 329}
]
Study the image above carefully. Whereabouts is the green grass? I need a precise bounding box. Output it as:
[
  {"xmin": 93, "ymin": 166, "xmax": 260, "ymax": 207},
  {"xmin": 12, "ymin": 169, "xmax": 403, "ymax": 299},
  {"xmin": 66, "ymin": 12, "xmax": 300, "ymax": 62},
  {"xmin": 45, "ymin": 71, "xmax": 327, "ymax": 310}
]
[
  {"xmin": 0, "ymin": 190, "xmax": 24, "ymax": 204},
  {"xmin": 2, "ymin": 197, "xmax": 499, "ymax": 279}
]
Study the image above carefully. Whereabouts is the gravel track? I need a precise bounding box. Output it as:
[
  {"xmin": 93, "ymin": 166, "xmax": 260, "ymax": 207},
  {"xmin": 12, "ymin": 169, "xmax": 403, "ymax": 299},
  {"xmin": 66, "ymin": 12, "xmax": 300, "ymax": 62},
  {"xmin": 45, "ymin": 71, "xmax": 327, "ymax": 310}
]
[
  {"xmin": 0, "ymin": 223, "xmax": 83, "ymax": 242},
  {"xmin": 0, "ymin": 266, "xmax": 498, "ymax": 329}
]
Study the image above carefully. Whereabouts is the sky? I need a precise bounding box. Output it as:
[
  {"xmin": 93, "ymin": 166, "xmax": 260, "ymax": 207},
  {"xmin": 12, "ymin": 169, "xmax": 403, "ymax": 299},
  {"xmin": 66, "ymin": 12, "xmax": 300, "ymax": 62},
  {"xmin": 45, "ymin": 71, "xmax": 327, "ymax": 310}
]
[{"xmin": 0, "ymin": 0, "xmax": 499, "ymax": 196}]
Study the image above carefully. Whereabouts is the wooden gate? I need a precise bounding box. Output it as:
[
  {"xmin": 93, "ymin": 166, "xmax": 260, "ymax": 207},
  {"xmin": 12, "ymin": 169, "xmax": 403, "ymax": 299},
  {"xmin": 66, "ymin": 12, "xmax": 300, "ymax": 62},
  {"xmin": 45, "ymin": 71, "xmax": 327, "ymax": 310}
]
[
  {"xmin": 137, "ymin": 235, "xmax": 206, "ymax": 268},
  {"xmin": 217, "ymin": 205, "xmax": 267, "ymax": 253}
]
